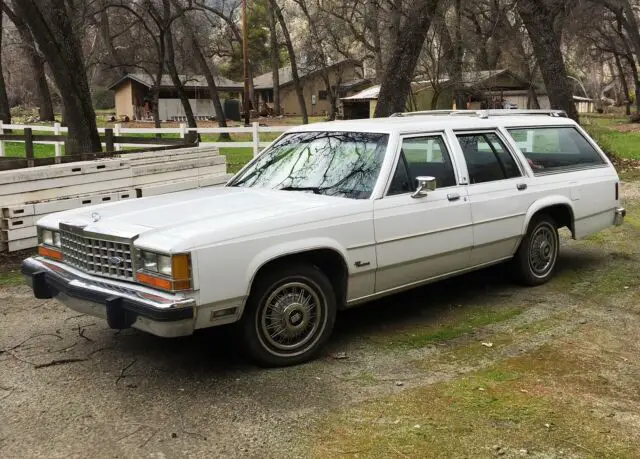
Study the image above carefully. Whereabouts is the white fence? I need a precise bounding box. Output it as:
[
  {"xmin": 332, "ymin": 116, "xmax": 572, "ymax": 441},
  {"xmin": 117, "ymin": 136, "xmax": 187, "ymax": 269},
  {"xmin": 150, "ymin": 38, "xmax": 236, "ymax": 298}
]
[{"xmin": 0, "ymin": 121, "xmax": 294, "ymax": 158}]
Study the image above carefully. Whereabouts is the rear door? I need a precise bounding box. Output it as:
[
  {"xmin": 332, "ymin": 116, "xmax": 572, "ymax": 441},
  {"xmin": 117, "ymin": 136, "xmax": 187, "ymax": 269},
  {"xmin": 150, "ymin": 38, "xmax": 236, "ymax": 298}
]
[{"xmin": 451, "ymin": 130, "xmax": 532, "ymax": 266}]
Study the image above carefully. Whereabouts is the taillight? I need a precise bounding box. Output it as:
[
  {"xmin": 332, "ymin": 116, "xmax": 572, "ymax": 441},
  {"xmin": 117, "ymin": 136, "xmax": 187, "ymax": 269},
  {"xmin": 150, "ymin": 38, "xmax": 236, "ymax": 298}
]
[{"xmin": 615, "ymin": 182, "xmax": 619, "ymax": 201}]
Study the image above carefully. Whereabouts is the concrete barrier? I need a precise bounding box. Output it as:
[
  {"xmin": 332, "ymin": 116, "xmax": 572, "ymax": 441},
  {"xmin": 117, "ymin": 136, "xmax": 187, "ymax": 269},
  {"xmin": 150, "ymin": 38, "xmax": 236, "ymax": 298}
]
[{"xmin": 0, "ymin": 146, "xmax": 230, "ymax": 252}]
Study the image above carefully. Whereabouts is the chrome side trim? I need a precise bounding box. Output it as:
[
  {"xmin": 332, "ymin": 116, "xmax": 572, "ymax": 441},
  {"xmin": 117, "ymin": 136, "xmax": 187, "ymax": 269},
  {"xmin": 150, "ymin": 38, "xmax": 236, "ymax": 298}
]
[
  {"xmin": 346, "ymin": 242, "xmax": 377, "ymax": 251},
  {"xmin": 376, "ymin": 221, "xmax": 473, "ymax": 245},
  {"xmin": 346, "ymin": 256, "xmax": 513, "ymax": 306},
  {"xmin": 575, "ymin": 208, "xmax": 619, "ymax": 222},
  {"xmin": 472, "ymin": 212, "xmax": 526, "ymax": 226}
]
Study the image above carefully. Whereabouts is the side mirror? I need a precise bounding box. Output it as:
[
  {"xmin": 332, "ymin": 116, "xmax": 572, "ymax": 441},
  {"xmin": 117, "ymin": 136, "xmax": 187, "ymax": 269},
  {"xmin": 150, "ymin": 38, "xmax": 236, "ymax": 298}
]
[{"xmin": 412, "ymin": 176, "xmax": 437, "ymax": 199}]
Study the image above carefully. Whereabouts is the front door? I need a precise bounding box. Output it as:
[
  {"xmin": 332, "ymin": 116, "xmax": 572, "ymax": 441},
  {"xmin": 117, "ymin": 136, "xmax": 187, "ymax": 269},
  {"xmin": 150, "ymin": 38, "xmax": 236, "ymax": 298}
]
[{"xmin": 374, "ymin": 134, "xmax": 474, "ymax": 293}]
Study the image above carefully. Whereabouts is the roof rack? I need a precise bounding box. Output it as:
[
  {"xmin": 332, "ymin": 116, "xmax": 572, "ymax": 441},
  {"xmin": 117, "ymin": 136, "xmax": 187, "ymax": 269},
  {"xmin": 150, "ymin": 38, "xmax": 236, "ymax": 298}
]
[{"xmin": 389, "ymin": 109, "xmax": 568, "ymax": 119}]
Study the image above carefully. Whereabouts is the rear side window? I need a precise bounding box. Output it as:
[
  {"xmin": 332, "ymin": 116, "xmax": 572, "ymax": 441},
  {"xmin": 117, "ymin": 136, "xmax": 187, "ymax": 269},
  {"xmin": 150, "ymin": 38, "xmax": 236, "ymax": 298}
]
[
  {"xmin": 507, "ymin": 127, "xmax": 605, "ymax": 173},
  {"xmin": 456, "ymin": 132, "xmax": 521, "ymax": 184}
]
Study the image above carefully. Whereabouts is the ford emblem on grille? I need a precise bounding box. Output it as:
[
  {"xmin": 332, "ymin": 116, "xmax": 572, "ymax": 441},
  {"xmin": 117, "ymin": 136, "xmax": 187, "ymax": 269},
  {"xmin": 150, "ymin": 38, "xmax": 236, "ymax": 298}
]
[{"xmin": 108, "ymin": 256, "xmax": 124, "ymax": 266}]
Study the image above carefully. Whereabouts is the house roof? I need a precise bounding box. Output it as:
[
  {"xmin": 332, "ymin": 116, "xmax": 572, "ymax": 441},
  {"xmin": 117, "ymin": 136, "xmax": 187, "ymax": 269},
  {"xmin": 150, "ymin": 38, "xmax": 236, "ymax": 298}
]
[
  {"xmin": 107, "ymin": 73, "xmax": 243, "ymax": 91},
  {"xmin": 253, "ymin": 59, "xmax": 363, "ymax": 89},
  {"xmin": 341, "ymin": 82, "xmax": 431, "ymax": 101}
]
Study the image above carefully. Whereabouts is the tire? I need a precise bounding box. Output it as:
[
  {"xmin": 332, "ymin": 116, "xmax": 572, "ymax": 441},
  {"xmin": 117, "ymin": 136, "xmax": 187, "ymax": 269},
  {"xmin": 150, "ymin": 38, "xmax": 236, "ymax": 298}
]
[
  {"xmin": 513, "ymin": 214, "xmax": 560, "ymax": 286},
  {"xmin": 240, "ymin": 263, "xmax": 337, "ymax": 367}
]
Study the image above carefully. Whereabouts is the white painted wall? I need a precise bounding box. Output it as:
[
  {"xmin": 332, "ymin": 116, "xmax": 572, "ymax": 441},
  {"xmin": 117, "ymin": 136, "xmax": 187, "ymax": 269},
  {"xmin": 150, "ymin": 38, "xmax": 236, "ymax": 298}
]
[{"xmin": 158, "ymin": 98, "xmax": 219, "ymax": 121}]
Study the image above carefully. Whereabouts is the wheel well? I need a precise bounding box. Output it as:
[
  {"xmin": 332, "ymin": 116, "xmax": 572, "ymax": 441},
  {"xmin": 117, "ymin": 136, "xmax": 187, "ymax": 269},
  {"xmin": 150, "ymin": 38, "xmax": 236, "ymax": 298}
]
[
  {"xmin": 250, "ymin": 249, "xmax": 349, "ymax": 309},
  {"xmin": 533, "ymin": 204, "xmax": 575, "ymax": 236}
]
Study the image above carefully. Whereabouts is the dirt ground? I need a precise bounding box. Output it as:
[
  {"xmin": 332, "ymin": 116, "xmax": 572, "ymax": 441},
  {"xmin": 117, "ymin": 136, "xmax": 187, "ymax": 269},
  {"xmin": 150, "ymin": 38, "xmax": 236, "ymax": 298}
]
[{"xmin": 1, "ymin": 181, "xmax": 639, "ymax": 459}]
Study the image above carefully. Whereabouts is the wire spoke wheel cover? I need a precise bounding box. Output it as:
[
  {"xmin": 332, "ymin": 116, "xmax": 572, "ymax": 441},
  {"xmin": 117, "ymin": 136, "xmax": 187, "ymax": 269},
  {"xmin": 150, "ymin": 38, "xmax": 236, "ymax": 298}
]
[
  {"xmin": 257, "ymin": 280, "xmax": 326, "ymax": 357},
  {"xmin": 528, "ymin": 222, "xmax": 558, "ymax": 277}
]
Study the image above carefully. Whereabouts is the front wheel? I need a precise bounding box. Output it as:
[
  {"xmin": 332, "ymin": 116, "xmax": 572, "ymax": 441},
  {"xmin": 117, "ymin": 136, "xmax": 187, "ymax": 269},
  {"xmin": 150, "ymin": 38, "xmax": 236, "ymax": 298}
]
[
  {"xmin": 241, "ymin": 263, "xmax": 337, "ymax": 367},
  {"xmin": 513, "ymin": 214, "xmax": 560, "ymax": 286}
]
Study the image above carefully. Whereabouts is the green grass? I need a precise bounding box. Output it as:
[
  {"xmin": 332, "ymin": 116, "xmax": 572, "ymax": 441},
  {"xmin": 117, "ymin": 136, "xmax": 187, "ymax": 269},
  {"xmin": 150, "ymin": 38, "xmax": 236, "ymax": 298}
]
[
  {"xmin": 376, "ymin": 305, "xmax": 524, "ymax": 350},
  {"xmin": 311, "ymin": 352, "xmax": 638, "ymax": 458},
  {"xmin": 3, "ymin": 142, "xmax": 57, "ymax": 158},
  {"xmin": 582, "ymin": 115, "xmax": 640, "ymax": 160},
  {"xmin": 0, "ymin": 270, "xmax": 23, "ymax": 287}
]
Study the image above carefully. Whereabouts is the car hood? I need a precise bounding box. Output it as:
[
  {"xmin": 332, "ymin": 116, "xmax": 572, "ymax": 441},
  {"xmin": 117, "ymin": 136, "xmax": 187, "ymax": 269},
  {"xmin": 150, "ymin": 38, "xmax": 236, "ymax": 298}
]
[{"xmin": 38, "ymin": 186, "xmax": 369, "ymax": 250}]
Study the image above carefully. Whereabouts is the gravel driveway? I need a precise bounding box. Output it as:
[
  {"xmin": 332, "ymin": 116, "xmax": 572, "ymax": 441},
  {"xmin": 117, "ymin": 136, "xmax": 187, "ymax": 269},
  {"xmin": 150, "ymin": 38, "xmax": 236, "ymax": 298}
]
[{"xmin": 2, "ymin": 181, "xmax": 638, "ymax": 458}]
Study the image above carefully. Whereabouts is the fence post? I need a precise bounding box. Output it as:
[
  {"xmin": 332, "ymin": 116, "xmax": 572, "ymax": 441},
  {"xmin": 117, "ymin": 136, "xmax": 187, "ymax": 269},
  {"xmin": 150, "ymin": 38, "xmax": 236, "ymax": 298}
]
[
  {"xmin": 25, "ymin": 128, "xmax": 34, "ymax": 167},
  {"xmin": 54, "ymin": 122, "xmax": 62, "ymax": 158},
  {"xmin": 0, "ymin": 120, "xmax": 4, "ymax": 157},
  {"xmin": 252, "ymin": 122, "xmax": 260, "ymax": 157},
  {"xmin": 105, "ymin": 128, "xmax": 115, "ymax": 152},
  {"xmin": 114, "ymin": 123, "xmax": 121, "ymax": 151},
  {"xmin": 179, "ymin": 123, "xmax": 186, "ymax": 139}
]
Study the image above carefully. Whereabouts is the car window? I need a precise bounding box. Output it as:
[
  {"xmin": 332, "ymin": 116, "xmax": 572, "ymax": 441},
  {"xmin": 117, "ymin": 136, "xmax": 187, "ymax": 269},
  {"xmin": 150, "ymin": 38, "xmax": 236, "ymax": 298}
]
[
  {"xmin": 230, "ymin": 131, "xmax": 389, "ymax": 199},
  {"xmin": 507, "ymin": 126, "xmax": 605, "ymax": 173},
  {"xmin": 457, "ymin": 132, "xmax": 521, "ymax": 184},
  {"xmin": 387, "ymin": 136, "xmax": 456, "ymax": 196}
]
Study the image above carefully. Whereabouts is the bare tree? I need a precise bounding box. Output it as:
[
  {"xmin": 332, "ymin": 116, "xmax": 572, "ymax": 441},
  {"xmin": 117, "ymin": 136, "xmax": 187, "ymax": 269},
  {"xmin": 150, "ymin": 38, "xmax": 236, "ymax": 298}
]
[
  {"xmin": 269, "ymin": 0, "xmax": 308, "ymax": 123},
  {"xmin": 0, "ymin": 2, "xmax": 12, "ymax": 124},
  {"xmin": 11, "ymin": 0, "xmax": 101, "ymax": 153},
  {"xmin": 2, "ymin": 4, "xmax": 54, "ymax": 120},
  {"xmin": 374, "ymin": 0, "xmax": 440, "ymax": 117},
  {"xmin": 268, "ymin": 4, "xmax": 281, "ymax": 116},
  {"xmin": 517, "ymin": 0, "xmax": 579, "ymax": 121}
]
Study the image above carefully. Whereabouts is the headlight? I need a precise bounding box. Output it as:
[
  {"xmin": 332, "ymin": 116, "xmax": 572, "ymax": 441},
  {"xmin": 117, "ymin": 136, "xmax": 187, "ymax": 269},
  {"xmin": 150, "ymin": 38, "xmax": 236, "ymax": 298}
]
[
  {"xmin": 141, "ymin": 251, "xmax": 158, "ymax": 272},
  {"xmin": 157, "ymin": 255, "xmax": 172, "ymax": 276},
  {"xmin": 39, "ymin": 228, "xmax": 61, "ymax": 247},
  {"xmin": 136, "ymin": 249, "xmax": 191, "ymax": 292},
  {"xmin": 37, "ymin": 227, "xmax": 63, "ymax": 260}
]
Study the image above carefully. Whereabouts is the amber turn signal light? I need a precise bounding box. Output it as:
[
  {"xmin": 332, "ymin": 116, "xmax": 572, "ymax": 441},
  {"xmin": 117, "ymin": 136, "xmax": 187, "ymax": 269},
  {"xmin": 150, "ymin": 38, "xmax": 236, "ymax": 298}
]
[{"xmin": 38, "ymin": 245, "xmax": 63, "ymax": 261}]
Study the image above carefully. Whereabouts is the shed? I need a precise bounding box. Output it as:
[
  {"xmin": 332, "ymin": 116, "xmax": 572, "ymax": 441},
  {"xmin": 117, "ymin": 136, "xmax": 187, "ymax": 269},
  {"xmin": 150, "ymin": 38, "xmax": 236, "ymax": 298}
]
[{"xmin": 107, "ymin": 73, "xmax": 244, "ymax": 122}]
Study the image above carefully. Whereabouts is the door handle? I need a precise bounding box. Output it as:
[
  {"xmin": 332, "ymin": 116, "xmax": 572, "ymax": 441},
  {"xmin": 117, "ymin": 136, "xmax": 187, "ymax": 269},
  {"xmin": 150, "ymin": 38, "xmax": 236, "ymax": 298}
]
[
  {"xmin": 447, "ymin": 193, "xmax": 461, "ymax": 201},
  {"xmin": 517, "ymin": 183, "xmax": 527, "ymax": 191}
]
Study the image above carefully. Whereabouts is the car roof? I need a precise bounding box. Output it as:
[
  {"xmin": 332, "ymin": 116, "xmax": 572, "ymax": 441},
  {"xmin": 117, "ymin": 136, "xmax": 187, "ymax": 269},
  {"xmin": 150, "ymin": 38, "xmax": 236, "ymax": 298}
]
[{"xmin": 286, "ymin": 113, "xmax": 578, "ymax": 135}]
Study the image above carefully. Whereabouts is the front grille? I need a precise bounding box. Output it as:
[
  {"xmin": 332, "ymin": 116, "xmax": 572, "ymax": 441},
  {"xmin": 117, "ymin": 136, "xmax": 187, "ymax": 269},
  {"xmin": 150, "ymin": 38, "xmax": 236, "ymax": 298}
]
[{"xmin": 60, "ymin": 230, "xmax": 135, "ymax": 281}]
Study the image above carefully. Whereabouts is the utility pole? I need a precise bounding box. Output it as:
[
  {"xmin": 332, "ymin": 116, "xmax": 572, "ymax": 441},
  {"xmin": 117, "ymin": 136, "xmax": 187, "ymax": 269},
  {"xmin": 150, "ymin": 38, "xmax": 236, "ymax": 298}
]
[{"xmin": 242, "ymin": 0, "xmax": 250, "ymax": 126}]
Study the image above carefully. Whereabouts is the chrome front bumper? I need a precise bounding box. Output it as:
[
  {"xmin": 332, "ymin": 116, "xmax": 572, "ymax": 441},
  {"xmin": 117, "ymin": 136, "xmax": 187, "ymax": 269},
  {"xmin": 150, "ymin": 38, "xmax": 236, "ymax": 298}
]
[
  {"xmin": 615, "ymin": 207, "xmax": 626, "ymax": 226},
  {"xmin": 22, "ymin": 257, "xmax": 196, "ymax": 337}
]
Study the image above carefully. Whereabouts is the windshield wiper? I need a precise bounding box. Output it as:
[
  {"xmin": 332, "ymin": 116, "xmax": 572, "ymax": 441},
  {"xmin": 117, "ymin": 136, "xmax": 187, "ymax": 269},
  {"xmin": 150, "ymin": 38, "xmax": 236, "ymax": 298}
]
[{"xmin": 279, "ymin": 186, "xmax": 323, "ymax": 194}]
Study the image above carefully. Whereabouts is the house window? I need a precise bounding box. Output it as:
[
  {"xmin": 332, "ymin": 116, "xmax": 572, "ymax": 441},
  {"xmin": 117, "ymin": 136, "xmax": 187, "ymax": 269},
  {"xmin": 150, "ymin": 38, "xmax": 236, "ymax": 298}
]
[{"xmin": 319, "ymin": 90, "xmax": 328, "ymax": 101}]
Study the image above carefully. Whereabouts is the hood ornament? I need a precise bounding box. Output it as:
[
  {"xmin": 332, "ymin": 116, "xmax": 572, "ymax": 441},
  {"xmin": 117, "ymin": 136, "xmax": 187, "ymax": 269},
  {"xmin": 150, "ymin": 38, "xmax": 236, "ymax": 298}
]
[{"xmin": 91, "ymin": 212, "xmax": 101, "ymax": 222}]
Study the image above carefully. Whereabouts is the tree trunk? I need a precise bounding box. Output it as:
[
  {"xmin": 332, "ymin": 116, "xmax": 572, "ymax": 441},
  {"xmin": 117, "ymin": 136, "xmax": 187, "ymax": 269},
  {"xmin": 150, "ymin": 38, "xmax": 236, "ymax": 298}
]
[
  {"xmin": 622, "ymin": 53, "xmax": 640, "ymax": 114},
  {"xmin": 268, "ymin": 5, "xmax": 281, "ymax": 116},
  {"xmin": 527, "ymin": 85, "xmax": 541, "ymax": 109},
  {"xmin": 191, "ymin": 34, "xmax": 229, "ymax": 139},
  {"xmin": 161, "ymin": 0, "xmax": 196, "ymax": 128},
  {"xmin": 430, "ymin": 87, "xmax": 441, "ymax": 110},
  {"xmin": 3, "ymin": 4, "xmax": 54, "ymax": 121},
  {"xmin": 611, "ymin": 52, "xmax": 630, "ymax": 114},
  {"xmin": 517, "ymin": 0, "xmax": 579, "ymax": 121},
  {"xmin": 374, "ymin": 0, "xmax": 440, "ymax": 117},
  {"xmin": 453, "ymin": 0, "xmax": 466, "ymax": 109},
  {"xmin": 0, "ymin": 3, "xmax": 12, "ymax": 124},
  {"xmin": 12, "ymin": 0, "xmax": 100, "ymax": 153},
  {"xmin": 270, "ymin": 0, "xmax": 308, "ymax": 123}
]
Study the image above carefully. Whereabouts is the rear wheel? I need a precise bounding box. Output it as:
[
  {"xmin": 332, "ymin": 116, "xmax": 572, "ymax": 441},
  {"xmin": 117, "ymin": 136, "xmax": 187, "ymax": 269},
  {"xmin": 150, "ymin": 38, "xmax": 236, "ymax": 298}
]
[
  {"xmin": 241, "ymin": 263, "xmax": 336, "ymax": 367},
  {"xmin": 513, "ymin": 214, "xmax": 559, "ymax": 286}
]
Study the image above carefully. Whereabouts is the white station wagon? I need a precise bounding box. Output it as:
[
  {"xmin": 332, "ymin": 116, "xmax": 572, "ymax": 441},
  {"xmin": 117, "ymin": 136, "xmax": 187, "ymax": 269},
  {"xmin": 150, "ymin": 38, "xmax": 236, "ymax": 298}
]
[{"xmin": 23, "ymin": 110, "xmax": 626, "ymax": 366}]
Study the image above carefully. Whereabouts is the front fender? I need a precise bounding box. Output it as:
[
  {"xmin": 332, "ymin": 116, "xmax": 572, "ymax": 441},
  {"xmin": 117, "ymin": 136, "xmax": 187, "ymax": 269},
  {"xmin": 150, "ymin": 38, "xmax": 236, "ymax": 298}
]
[
  {"xmin": 244, "ymin": 237, "xmax": 349, "ymax": 297},
  {"xmin": 523, "ymin": 195, "xmax": 575, "ymax": 234}
]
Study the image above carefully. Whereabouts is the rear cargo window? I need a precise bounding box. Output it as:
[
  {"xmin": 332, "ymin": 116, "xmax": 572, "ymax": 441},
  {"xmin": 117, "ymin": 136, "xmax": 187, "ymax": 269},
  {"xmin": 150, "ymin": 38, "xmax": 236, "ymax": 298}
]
[{"xmin": 507, "ymin": 127, "xmax": 605, "ymax": 173}]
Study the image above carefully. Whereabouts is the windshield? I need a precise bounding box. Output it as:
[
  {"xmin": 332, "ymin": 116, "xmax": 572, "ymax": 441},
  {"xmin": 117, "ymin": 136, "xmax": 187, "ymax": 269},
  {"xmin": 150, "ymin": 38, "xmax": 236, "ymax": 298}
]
[{"xmin": 229, "ymin": 131, "xmax": 390, "ymax": 199}]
